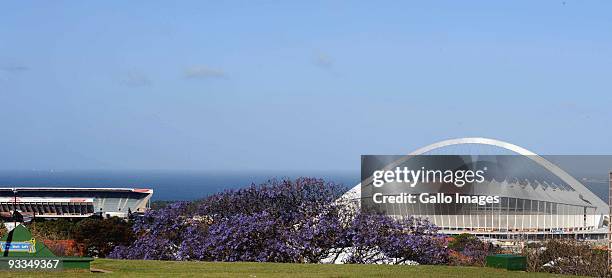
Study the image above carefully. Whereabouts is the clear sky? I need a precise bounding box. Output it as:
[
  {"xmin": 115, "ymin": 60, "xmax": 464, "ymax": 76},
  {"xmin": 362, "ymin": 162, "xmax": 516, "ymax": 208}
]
[{"xmin": 1, "ymin": 1, "xmax": 611, "ymax": 171}]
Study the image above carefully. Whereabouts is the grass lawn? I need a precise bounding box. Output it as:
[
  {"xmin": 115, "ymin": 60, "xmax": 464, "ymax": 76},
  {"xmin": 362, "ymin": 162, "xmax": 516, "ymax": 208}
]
[{"xmin": 0, "ymin": 259, "xmax": 581, "ymax": 277}]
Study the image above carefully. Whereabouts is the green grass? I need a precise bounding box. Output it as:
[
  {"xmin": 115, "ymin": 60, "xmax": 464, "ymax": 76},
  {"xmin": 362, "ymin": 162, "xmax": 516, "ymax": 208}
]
[{"xmin": 0, "ymin": 259, "xmax": 581, "ymax": 277}]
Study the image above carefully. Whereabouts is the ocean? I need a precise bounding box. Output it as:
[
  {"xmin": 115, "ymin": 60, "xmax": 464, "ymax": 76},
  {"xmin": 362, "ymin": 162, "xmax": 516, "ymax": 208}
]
[
  {"xmin": 0, "ymin": 170, "xmax": 607, "ymax": 203},
  {"xmin": 0, "ymin": 170, "xmax": 360, "ymax": 201}
]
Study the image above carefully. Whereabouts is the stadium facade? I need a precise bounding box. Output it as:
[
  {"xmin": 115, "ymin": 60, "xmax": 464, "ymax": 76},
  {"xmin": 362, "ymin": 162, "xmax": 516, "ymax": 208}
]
[
  {"xmin": 0, "ymin": 187, "xmax": 153, "ymax": 219},
  {"xmin": 344, "ymin": 138, "xmax": 610, "ymax": 240}
]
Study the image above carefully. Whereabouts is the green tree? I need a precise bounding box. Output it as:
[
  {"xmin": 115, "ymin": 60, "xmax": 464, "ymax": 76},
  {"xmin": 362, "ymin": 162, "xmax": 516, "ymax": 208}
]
[
  {"xmin": 0, "ymin": 220, "xmax": 6, "ymax": 238},
  {"xmin": 73, "ymin": 217, "xmax": 134, "ymax": 257},
  {"xmin": 29, "ymin": 219, "xmax": 77, "ymax": 240}
]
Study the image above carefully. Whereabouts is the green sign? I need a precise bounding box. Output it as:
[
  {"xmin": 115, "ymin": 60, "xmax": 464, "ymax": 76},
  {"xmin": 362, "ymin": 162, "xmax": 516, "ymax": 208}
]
[
  {"xmin": 0, "ymin": 225, "xmax": 54, "ymax": 257},
  {"xmin": 0, "ymin": 224, "xmax": 92, "ymax": 271}
]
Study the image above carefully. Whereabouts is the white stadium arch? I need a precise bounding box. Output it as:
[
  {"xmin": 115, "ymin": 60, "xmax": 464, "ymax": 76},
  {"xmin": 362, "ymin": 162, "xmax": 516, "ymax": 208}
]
[{"xmin": 342, "ymin": 137, "xmax": 609, "ymax": 237}]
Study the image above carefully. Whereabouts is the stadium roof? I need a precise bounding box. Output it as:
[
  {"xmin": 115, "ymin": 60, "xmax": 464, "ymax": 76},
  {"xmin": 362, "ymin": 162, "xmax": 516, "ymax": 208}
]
[
  {"xmin": 0, "ymin": 187, "xmax": 152, "ymax": 193},
  {"xmin": 0, "ymin": 187, "xmax": 153, "ymax": 219}
]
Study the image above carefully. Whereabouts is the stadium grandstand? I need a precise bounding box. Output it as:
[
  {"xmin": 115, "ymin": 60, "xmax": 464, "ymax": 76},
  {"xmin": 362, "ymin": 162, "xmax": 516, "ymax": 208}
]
[
  {"xmin": 0, "ymin": 187, "xmax": 153, "ymax": 219},
  {"xmin": 343, "ymin": 137, "xmax": 610, "ymax": 241}
]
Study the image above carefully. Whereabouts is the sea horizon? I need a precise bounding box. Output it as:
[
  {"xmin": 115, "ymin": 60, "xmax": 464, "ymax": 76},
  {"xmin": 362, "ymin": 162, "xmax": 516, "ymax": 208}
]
[
  {"xmin": 0, "ymin": 170, "xmax": 360, "ymax": 201},
  {"xmin": 0, "ymin": 169, "xmax": 608, "ymax": 204}
]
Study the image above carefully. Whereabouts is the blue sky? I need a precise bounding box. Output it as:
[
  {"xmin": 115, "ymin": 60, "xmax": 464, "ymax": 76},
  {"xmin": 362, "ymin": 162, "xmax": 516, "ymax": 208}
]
[{"xmin": 1, "ymin": 1, "xmax": 611, "ymax": 171}]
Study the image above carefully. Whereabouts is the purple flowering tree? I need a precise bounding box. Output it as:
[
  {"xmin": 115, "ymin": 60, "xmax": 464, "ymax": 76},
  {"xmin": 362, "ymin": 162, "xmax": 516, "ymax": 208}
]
[
  {"xmin": 342, "ymin": 214, "xmax": 448, "ymax": 265},
  {"xmin": 109, "ymin": 201, "xmax": 196, "ymax": 260},
  {"xmin": 203, "ymin": 211, "xmax": 296, "ymax": 262},
  {"xmin": 110, "ymin": 177, "xmax": 450, "ymax": 265},
  {"xmin": 197, "ymin": 178, "xmax": 345, "ymax": 222}
]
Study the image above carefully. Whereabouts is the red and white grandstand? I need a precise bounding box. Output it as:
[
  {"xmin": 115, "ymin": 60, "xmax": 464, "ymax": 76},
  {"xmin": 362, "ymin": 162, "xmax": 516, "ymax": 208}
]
[{"xmin": 0, "ymin": 187, "xmax": 153, "ymax": 219}]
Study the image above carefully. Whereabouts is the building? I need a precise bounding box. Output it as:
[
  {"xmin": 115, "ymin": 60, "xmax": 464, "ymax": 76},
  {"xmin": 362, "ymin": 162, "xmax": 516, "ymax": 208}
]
[
  {"xmin": 343, "ymin": 137, "xmax": 609, "ymax": 240},
  {"xmin": 0, "ymin": 187, "xmax": 153, "ymax": 219}
]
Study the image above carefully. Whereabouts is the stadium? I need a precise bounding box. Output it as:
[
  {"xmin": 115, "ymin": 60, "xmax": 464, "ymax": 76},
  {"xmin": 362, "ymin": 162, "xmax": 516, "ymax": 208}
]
[
  {"xmin": 0, "ymin": 187, "xmax": 153, "ymax": 219},
  {"xmin": 344, "ymin": 138, "xmax": 610, "ymax": 241}
]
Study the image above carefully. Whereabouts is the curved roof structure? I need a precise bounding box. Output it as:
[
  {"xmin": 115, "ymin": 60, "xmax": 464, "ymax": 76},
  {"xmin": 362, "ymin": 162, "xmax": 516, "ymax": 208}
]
[{"xmin": 343, "ymin": 137, "xmax": 608, "ymax": 215}]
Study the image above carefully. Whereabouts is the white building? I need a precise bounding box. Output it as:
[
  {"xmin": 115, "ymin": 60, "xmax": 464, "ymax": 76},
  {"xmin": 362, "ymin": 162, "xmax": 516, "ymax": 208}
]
[
  {"xmin": 343, "ymin": 138, "xmax": 609, "ymax": 240},
  {"xmin": 0, "ymin": 187, "xmax": 153, "ymax": 219}
]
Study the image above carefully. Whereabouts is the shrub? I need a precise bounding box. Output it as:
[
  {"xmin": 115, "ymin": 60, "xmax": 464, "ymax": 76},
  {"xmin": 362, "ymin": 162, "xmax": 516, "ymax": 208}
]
[
  {"xmin": 73, "ymin": 217, "xmax": 134, "ymax": 257},
  {"xmin": 43, "ymin": 239, "xmax": 84, "ymax": 257},
  {"xmin": 523, "ymin": 239, "xmax": 609, "ymax": 277},
  {"xmin": 448, "ymin": 233, "xmax": 497, "ymax": 266},
  {"xmin": 0, "ymin": 220, "xmax": 6, "ymax": 238},
  {"xmin": 25, "ymin": 218, "xmax": 134, "ymax": 258},
  {"xmin": 29, "ymin": 219, "xmax": 77, "ymax": 240}
]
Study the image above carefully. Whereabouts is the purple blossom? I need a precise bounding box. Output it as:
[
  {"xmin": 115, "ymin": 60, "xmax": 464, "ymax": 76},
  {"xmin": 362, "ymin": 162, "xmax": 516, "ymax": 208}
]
[{"xmin": 110, "ymin": 178, "xmax": 451, "ymax": 265}]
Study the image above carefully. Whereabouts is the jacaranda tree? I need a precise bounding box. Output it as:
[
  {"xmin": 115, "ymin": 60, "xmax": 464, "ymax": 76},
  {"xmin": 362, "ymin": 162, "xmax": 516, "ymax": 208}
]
[
  {"xmin": 341, "ymin": 213, "xmax": 448, "ymax": 264},
  {"xmin": 109, "ymin": 178, "xmax": 450, "ymax": 265},
  {"xmin": 109, "ymin": 201, "xmax": 196, "ymax": 260}
]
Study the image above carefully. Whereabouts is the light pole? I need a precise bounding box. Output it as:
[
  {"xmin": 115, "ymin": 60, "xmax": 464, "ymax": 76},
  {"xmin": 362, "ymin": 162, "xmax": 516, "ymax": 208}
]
[
  {"xmin": 12, "ymin": 188, "xmax": 17, "ymax": 229},
  {"xmin": 608, "ymin": 172, "xmax": 611, "ymax": 269}
]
